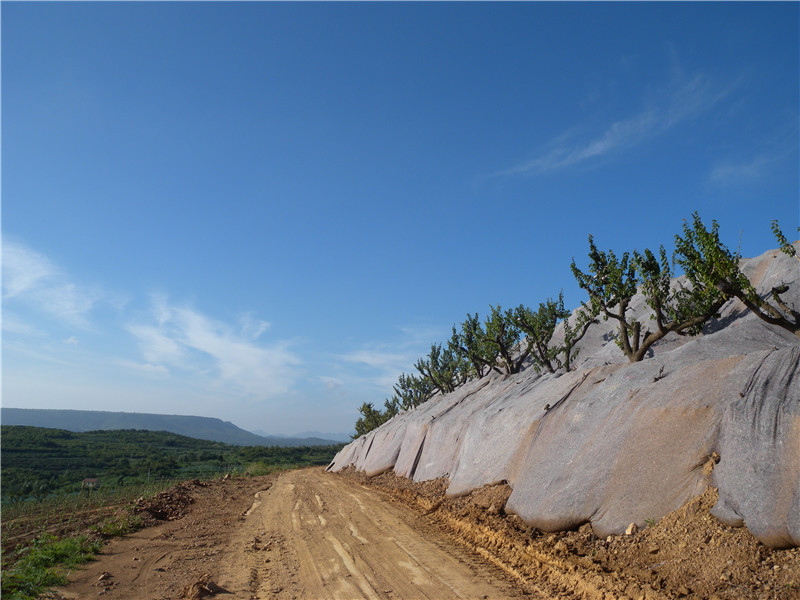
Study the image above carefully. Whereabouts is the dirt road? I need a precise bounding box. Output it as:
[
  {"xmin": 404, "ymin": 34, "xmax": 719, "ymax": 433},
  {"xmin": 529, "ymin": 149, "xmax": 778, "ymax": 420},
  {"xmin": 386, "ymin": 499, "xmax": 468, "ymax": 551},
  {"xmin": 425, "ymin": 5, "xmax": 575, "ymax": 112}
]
[
  {"xmin": 56, "ymin": 469, "xmax": 524, "ymax": 600},
  {"xmin": 54, "ymin": 467, "xmax": 799, "ymax": 600},
  {"xmin": 218, "ymin": 468, "xmax": 523, "ymax": 599}
]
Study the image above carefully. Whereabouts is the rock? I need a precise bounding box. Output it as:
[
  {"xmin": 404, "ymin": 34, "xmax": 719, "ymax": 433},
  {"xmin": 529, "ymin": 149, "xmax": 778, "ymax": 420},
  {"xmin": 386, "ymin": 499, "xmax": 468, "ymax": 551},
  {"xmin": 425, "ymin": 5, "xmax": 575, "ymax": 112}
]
[
  {"xmin": 579, "ymin": 522, "xmax": 594, "ymax": 535},
  {"xmin": 625, "ymin": 522, "xmax": 639, "ymax": 535},
  {"xmin": 647, "ymin": 545, "xmax": 660, "ymax": 554},
  {"xmin": 554, "ymin": 540, "xmax": 568, "ymax": 553}
]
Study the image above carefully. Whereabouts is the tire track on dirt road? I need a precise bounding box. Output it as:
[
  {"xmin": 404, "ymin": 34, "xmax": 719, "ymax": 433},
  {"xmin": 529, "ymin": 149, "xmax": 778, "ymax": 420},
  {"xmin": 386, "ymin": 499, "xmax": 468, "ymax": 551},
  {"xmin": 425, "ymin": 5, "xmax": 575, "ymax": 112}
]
[{"xmin": 218, "ymin": 468, "xmax": 528, "ymax": 600}]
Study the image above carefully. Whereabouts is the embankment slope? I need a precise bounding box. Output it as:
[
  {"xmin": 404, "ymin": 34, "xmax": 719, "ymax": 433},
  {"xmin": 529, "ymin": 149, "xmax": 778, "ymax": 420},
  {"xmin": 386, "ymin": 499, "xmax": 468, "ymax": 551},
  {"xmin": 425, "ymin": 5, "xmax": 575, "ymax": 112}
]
[{"xmin": 329, "ymin": 244, "xmax": 799, "ymax": 549}]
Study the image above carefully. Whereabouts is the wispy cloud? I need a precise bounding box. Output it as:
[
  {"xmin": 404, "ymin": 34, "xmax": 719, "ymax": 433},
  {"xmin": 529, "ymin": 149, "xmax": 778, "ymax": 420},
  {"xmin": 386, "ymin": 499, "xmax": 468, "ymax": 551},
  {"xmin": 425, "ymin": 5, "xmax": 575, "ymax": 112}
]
[
  {"xmin": 334, "ymin": 323, "xmax": 445, "ymax": 391},
  {"xmin": 128, "ymin": 296, "xmax": 301, "ymax": 398},
  {"xmin": 496, "ymin": 69, "xmax": 735, "ymax": 178},
  {"xmin": 1, "ymin": 312, "xmax": 48, "ymax": 337},
  {"xmin": 115, "ymin": 359, "xmax": 170, "ymax": 375},
  {"xmin": 706, "ymin": 118, "xmax": 798, "ymax": 188},
  {"xmin": 707, "ymin": 155, "xmax": 772, "ymax": 187},
  {"xmin": 340, "ymin": 348, "xmax": 413, "ymax": 389},
  {"xmin": 2, "ymin": 240, "xmax": 103, "ymax": 327}
]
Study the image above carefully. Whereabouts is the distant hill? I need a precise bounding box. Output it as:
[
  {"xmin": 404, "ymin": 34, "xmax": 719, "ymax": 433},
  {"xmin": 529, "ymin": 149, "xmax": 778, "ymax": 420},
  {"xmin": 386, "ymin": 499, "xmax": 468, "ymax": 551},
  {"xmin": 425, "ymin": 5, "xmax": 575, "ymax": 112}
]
[
  {"xmin": 0, "ymin": 408, "xmax": 339, "ymax": 447},
  {"xmin": 252, "ymin": 429, "xmax": 353, "ymax": 443}
]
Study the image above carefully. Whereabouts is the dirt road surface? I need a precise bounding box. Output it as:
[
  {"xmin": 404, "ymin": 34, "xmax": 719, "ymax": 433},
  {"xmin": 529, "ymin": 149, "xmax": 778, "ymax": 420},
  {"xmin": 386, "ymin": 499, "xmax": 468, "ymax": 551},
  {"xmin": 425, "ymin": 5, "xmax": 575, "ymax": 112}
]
[
  {"xmin": 218, "ymin": 468, "xmax": 523, "ymax": 599},
  {"xmin": 56, "ymin": 469, "xmax": 525, "ymax": 600}
]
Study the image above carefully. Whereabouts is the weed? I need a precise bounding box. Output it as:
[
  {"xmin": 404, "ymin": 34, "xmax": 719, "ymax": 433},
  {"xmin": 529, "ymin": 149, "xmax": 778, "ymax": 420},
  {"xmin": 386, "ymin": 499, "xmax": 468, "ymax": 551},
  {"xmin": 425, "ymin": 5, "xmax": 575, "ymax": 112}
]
[
  {"xmin": 1, "ymin": 534, "xmax": 101, "ymax": 600},
  {"xmin": 91, "ymin": 513, "xmax": 143, "ymax": 538},
  {"xmin": 244, "ymin": 461, "xmax": 273, "ymax": 476}
]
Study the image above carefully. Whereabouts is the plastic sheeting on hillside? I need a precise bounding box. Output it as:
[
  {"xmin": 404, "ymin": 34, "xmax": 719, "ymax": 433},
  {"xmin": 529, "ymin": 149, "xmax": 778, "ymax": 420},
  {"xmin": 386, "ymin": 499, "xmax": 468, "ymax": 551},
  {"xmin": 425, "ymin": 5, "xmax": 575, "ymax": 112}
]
[{"xmin": 328, "ymin": 246, "xmax": 800, "ymax": 548}]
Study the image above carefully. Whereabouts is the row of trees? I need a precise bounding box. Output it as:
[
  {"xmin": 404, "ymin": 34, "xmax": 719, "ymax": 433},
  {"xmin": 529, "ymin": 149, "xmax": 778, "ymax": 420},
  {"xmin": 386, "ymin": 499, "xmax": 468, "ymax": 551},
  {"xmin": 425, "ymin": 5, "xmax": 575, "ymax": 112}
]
[{"xmin": 354, "ymin": 215, "xmax": 798, "ymax": 438}]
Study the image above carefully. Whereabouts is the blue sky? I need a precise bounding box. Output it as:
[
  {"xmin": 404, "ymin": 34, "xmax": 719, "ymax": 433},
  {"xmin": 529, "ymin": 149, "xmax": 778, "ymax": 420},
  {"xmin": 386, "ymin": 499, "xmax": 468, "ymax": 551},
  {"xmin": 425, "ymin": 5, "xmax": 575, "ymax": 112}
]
[{"xmin": 2, "ymin": 2, "xmax": 798, "ymax": 436}]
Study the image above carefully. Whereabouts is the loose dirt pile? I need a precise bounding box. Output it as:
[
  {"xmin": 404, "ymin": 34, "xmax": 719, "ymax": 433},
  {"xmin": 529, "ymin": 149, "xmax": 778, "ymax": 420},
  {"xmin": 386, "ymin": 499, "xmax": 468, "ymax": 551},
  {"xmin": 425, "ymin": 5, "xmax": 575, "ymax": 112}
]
[
  {"xmin": 132, "ymin": 478, "xmax": 208, "ymax": 522},
  {"xmin": 341, "ymin": 468, "xmax": 800, "ymax": 600}
]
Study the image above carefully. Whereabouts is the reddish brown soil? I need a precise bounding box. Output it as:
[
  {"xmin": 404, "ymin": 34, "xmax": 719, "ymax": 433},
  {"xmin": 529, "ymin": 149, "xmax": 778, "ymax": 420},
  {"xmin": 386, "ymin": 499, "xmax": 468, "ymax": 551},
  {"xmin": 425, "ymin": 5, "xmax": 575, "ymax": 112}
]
[{"xmin": 345, "ymin": 468, "xmax": 800, "ymax": 600}]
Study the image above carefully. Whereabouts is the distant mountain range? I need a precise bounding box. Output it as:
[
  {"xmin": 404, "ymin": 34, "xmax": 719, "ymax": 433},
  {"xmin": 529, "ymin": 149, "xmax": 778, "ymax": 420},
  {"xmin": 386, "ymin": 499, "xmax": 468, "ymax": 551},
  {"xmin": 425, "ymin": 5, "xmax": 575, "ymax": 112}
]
[
  {"xmin": 251, "ymin": 429, "xmax": 353, "ymax": 443},
  {"xmin": 0, "ymin": 408, "xmax": 343, "ymax": 447}
]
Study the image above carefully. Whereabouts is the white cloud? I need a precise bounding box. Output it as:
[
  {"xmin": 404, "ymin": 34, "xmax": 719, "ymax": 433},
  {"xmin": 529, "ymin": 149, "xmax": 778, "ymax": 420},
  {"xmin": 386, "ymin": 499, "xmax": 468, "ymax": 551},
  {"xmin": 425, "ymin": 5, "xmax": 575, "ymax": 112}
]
[
  {"xmin": 706, "ymin": 121, "xmax": 797, "ymax": 188},
  {"xmin": 2, "ymin": 240, "xmax": 102, "ymax": 327},
  {"xmin": 115, "ymin": 359, "xmax": 170, "ymax": 375},
  {"xmin": 497, "ymin": 69, "xmax": 734, "ymax": 177},
  {"xmin": 2, "ymin": 241, "xmax": 53, "ymax": 298},
  {"xmin": 63, "ymin": 336, "xmax": 79, "ymax": 346},
  {"xmin": 128, "ymin": 297, "xmax": 300, "ymax": 398},
  {"xmin": 318, "ymin": 375, "xmax": 344, "ymax": 391},
  {"xmin": 707, "ymin": 156, "xmax": 770, "ymax": 186},
  {"xmin": 2, "ymin": 312, "xmax": 47, "ymax": 337},
  {"xmin": 239, "ymin": 312, "xmax": 271, "ymax": 341},
  {"xmin": 127, "ymin": 323, "xmax": 186, "ymax": 365},
  {"xmin": 333, "ymin": 323, "xmax": 444, "ymax": 391},
  {"xmin": 340, "ymin": 349, "xmax": 411, "ymax": 371}
]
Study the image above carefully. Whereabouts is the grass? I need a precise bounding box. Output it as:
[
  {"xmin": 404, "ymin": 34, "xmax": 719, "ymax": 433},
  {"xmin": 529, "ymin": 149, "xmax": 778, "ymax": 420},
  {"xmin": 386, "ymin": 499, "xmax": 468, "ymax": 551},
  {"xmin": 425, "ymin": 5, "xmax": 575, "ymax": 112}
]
[
  {"xmin": 91, "ymin": 513, "xmax": 144, "ymax": 538},
  {"xmin": 1, "ymin": 534, "xmax": 102, "ymax": 600},
  {"xmin": 1, "ymin": 482, "xmax": 171, "ymax": 600}
]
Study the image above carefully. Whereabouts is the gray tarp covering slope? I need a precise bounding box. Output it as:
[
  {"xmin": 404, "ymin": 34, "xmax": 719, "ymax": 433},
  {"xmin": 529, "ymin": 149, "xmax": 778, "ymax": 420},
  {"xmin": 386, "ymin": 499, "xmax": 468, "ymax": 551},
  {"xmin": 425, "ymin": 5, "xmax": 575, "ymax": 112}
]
[{"xmin": 328, "ymin": 246, "xmax": 800, "ymax": 548}]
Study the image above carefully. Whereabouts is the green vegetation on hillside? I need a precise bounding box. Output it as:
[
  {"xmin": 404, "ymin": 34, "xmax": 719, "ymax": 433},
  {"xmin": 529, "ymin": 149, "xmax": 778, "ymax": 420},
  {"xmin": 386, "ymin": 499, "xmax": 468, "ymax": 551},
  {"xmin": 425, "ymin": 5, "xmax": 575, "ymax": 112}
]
[
  {"xmin": 354, "ymin": 215, "xmax": 798, "ymax": 437},
  {"xmin": 1, "ymin": 426, "xmax": 343, "ymax": 502}
]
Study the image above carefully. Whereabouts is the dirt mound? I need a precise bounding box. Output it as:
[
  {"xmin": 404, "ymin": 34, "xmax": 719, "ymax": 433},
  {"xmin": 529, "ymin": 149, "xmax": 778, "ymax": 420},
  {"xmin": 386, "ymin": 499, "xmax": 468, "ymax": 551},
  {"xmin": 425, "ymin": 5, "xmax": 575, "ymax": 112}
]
[
  {"xmin": 342, "ymin": 467, "xmax": 800, "ymax": 599},
  {"xmin": 132, "ymin": 479, "xmax": 208, "ymax": 521}
]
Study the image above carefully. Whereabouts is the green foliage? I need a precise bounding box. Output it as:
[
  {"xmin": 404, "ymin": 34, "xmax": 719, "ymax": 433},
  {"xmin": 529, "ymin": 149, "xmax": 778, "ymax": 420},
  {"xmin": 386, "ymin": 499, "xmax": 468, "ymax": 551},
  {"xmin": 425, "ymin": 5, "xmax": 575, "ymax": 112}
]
[
  {"xmin": 351, "ymin": 213, "xmax": 797, "ymax": 436},
  {"xmin": 571, "ymin": 235, "xmax": 644, "ymax": 361},
  {"xmin": 414, "ymin": 343, "xmax": 465, "ymax": 395},
  {"xmin": 449, "ymin": 313, "xmax": 497, "ymax": 379},
  {"xmin": 483, "ymin": 305, "xmax": 529, "ymax": 375},
  {"xmin": 633, "ymin": 243, "xmax": 726, "ymax": 338},
  {"xmin": 2, "ymin": 534, "xmax": 102, "ymax": 600},
  {"xmin": 511, "ymin": 293, "xmax": 598, "ymax": 374},
  {"xmin": 511, "ymin": 296, "xmax": 568, "ymax": 373},
  {"xmin": 353, "ymin": 402, "xmax": 390, "ymax": 439},
  {"xmin": 449, "ymin": 307, "xmax": 529, "ymax": 377},
  {"xmin": 571, "ymin": 225, "xmax": 732, "ymax": 362},
  {"xmin": 1, "ymin": 426, "xmax": 343, "ymax": 502},
  {"xmin": 771, "ymin": 219, "xmax": 798, "ymax": 261},
  {"xmin": 675, "ymin": 213, "xmax": 799, "ymax": 337},
  {"xmin": 91, "ymin": 514, "xmax": 144, "ymax": 538},
  {"xmin": 560, "ymin": 302, "xmax": 597, "ymax": 372},
  {"xmin": 392, "ymin": 372, "xmax": 434, "ymax": 411}
]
